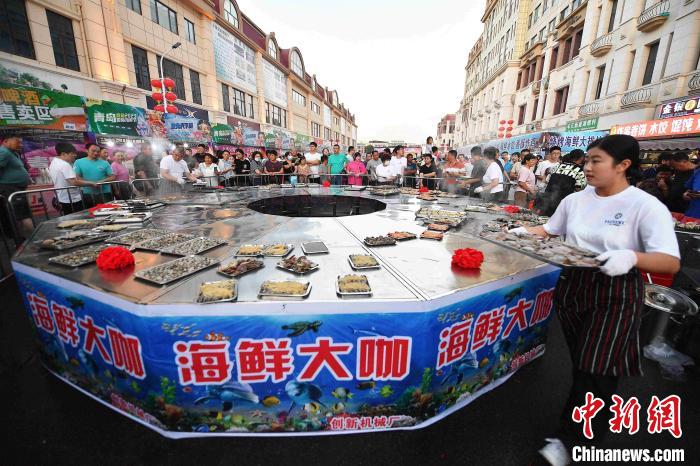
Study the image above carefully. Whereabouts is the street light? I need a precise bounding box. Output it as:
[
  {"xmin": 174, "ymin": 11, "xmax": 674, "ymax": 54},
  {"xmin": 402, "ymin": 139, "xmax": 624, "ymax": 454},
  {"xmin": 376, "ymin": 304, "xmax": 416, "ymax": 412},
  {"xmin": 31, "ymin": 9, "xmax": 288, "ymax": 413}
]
[{"xmin": 159, "ymin": 42, "xmax": 181, "ymax": 114}]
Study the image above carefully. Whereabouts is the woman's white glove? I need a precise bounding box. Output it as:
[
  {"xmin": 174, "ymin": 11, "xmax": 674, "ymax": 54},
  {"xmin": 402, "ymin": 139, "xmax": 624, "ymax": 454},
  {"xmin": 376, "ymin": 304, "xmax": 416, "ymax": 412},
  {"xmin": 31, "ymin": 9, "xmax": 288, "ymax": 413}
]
[
  {"xmin": 474, "ymin": 186, "xmax": 484, "ymax": 194},
  {"xmin": 596, "ymin": 250, "xmax": 637, "ymax": 276},
  {"xmin": 508, "ymin": 226, "xmax": 529, "ymax": 236}
]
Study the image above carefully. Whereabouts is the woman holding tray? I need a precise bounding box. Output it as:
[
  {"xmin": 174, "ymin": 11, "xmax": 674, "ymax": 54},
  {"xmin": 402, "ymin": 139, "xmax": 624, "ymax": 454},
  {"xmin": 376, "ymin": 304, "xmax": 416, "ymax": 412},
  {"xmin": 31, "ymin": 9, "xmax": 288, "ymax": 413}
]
[{"xmin": 510, "ymin": 135, "xmax": 680, "ymax": 466}]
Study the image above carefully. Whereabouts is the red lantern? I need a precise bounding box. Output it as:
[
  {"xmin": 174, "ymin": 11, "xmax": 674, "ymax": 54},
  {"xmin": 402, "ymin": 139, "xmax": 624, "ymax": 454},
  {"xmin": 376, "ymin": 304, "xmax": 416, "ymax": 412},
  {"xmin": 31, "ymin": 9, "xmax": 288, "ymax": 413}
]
[
  {"xmin": 166, "ymin": 104, "xmax": 178, "ymax": 114},
  {"xmin": 506, "ymin": 126, "xmax": 513, "ymax": 131},
  {"xmin": 499, "ymin": 119, "xmax": 506, "ymax": 124},
  {"xmin": 154, "ymin": 104, "xmax": 165, "ymax": 112},
  {"xmin": 506, "ymin": 133, "xmax": 512, "ymax": 138},
  {"xmin": 151, "ymin": 92, "xmax": 163, "ymax": 102},
  {"xmin": 150, "ymin": 79, "xmax": 163, "ymax": 89},
  {"xmin": 507, "ymin": 119, "xmax": 514, "ymax": 124},
  {"xmin": 163, "ymin": 77, "xmax": 176, "ymax": 90},
  {"xmin": 498, "ymin": 132, "xmax": 504, "ymax": 138},
  {"xmin": 498, "ymin": 126, "xmax": 505, "ymax": 131},
  {"xmin": 164, "ymin": 92, "xmax": 177, "ymax": 102}
]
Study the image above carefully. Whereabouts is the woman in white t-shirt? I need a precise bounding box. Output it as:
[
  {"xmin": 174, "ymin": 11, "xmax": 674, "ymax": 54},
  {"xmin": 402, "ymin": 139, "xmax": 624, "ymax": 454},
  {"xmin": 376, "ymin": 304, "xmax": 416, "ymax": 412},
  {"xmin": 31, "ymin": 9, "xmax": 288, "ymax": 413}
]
[
  {"xmin": 513, "ymin": 154, "xmax": 537, "ymax": 207},
  {"xmin": 511, "ymin": 135, "xmax": 680, "ymax": 464},
  {"xmin": 197, "ymin": 153, "xmax": 220, "ymax": 187},
  {"xmin": 474, "ymin": 147, "xmax": 504, "ymax": 201}
]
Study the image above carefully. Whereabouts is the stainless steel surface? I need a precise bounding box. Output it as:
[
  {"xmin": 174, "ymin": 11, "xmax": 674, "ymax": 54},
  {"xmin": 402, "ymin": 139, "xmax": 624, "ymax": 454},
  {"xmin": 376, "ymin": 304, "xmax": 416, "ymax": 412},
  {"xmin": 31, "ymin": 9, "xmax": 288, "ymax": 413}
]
[{"xmin": 14, "ymin": 187, "xmax": 547, "ymax": 304}]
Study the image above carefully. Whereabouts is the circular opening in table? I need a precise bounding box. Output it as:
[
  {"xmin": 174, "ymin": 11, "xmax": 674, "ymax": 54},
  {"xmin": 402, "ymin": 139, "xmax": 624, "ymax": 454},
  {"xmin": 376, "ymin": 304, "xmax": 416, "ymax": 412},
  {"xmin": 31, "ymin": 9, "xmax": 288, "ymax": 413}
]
[{"xmin": 247, "ymin": 195, "xmax": 387, "ymax": 217}]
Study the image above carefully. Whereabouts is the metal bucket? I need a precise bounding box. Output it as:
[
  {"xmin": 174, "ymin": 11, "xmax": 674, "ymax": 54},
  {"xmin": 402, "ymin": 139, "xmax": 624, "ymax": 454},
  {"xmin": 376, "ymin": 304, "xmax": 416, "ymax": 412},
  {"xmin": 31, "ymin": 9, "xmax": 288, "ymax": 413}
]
[{"xmin": 640, "ymin": 284, "xmax": 699, "ymax": 346}]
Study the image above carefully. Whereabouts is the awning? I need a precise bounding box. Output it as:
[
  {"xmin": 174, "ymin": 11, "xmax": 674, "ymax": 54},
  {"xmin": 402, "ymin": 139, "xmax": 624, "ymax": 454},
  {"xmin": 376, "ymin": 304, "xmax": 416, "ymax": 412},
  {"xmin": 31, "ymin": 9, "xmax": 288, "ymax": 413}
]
[{"xmin": 639, "ymin": 137, "xmax": 700, "ymax": 151}]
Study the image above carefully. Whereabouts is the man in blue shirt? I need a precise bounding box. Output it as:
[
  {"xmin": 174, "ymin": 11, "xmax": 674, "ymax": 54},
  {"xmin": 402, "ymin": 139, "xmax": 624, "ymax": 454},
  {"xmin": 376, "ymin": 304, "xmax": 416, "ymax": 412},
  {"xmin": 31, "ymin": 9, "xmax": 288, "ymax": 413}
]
[
  {"xmin": 502, "ymin": 151, "xmax": 512, "ymax": 175},
  {"xmin": 684, "ymin": 164, "xmax": 700, "ymax": 219},
  {"xmin": 327, "ymin": 144, "xmax": 347, "ymax": 185},
  {"xmin": 74, "ymin": 143, "xmax": 115, "ymax": 207}
]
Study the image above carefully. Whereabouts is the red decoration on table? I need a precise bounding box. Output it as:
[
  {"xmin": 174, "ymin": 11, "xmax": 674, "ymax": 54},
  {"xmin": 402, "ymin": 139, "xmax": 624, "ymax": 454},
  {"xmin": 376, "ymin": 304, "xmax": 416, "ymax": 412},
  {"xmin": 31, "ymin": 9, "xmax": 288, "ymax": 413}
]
[
  {"xmin": 451, "ymin": 248, "xmax": 484, "ymax": 270},
  {"xmin": 88, "ymin": 203, "xmax": 121, "ymax": 216},
  {"xmin": 96, "ymin": 246, "xmax": 135, "ymax": 271},
  {"xmin": 322, "ymin": 180, "xmax": 331, "ymax": 187},
  {"xmin": 503, "ymin": 205, "xmax": 521, "ymax": 214},
  {"xmin": 419, "ymin": 186, "xmax": 429, "ymax": 193}
]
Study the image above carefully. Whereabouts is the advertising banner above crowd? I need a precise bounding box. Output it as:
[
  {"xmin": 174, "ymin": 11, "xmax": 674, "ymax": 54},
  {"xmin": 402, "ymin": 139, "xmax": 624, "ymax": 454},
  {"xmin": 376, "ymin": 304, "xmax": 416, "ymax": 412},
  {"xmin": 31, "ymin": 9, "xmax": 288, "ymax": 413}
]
[
  {"xmin": 0, "ymin": 82, "xmax": 87, "ymax": 131},
  {"xmin": 146, "ymin": 97, "xmax": 211, "ymax": 143},
  {"xmin": 262, "ymin": 124, "xmax": 294, "ymax": 150},
  {"xmin": 212, "ymin": 23, "xmax": 258, "ymax": 94},
  {"xmin": 85, "ymin": 99, "xmax": 150, "ymax": 137},
  {"xmin": 15, "ymin": 264, "xmax": 560, "ymax": 437},
  {"xmin": 657, "ymin": 97, "xmax": 700, "ymax": 119},
  {"xmin": 543, "ymin": 131, "xmax": 608, "ymax": 153},
  {"xmin": 610, "ymin": 114, "xmax": 700, "ymax": 139},
  {"xmin": 227, "ymin": 117, "xmax": 264, "ymax": 147}
]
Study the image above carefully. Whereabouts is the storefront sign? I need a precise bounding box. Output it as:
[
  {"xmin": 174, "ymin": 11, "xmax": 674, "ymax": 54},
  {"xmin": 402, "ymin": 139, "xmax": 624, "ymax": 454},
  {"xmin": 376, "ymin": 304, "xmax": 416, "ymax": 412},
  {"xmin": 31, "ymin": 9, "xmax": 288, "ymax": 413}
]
[
  {"xmin": 565, "ymin": 117, "xmax": 599, "ymax": 132},
  {"xmin": 86, "ymin": 99, "xmax": 150, "ymax": 137},
  {"xmin": 544, "ymin": 131, "xmax": 607, "ymax": 153},
  {"xmin": 146, "ymin": 98, "xmax": 211, "ymax": 142},
  {"xmin": 226, "ymin": 117, "xmax": 264, "ymax": 147},
  {"xmin": 212, "ymin": 23, "xmax": 257, "ymax": 93},
  {"xmin": 658, "ymin": 97, "xmax": 700, "ymax": 119},
  {"xmin": 15, "ymin": 265, "xmax": 560, "ymax": 437},
  {"xmin": 610, "ymin": 114, "xmax": 700, "ymax": 139},
  {"xmin": 0, "ymin": 82, "xmax": 86, "ymax": 131},
  {"xmin": 262, "ymin": 125, "xmax": 294, "ymax": 150}
]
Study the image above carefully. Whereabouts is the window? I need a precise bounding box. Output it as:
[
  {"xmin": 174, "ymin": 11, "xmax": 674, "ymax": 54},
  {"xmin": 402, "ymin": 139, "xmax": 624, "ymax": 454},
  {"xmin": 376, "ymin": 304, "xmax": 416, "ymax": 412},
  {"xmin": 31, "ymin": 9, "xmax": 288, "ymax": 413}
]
[
  {"xmin": 47, "ymin": 11, "xmax": 80, "ymax": 71},
  {"xmin": 190, "ymin": 70, "xmax": 201, "ymax": 104},
  {"xmin": 549, "ymin": 18, "xmax": 556, "ymax": 32},
  {"xmin": 311, "ymin": 102, "xmax": 320, "ymax": 114},
  {"xmin": 311, "ymin": 122, "xmax": 321, "ymax": 138},
  {"xmin": 324, "ymin": 127, "xmax": 331, "ymax": 140},
  {"xmin": 150, "ymin": 0, "xmax": 178, "ymax": 34},
  {"xmin": 572, "ymin": 29, "xmax": 583, "ymax": 59},
  {"xmin": 268, "ymin": 40, "xmax": 277, "ymax": 59},
  {"xmin": 528, "ymin": 13, "xmax": 533, "ymax": 28},
  {"xmin": 223, "ymin": 0, "xmax": 238, "ymax": 28},
  {"xmin": 560, "ymin": 6, "xmax": 569, "ymax": 22},
  {"xmin": 132, "ymin": 45, "xmax": 151, "ymax": 90},
  {"xmin": 517, "ymin": 71, "xmax": 523, "ymax": 90},
  {"xmin": 531, "ymin": 98, "xmax": 539, "ymax": 122},
  {"xmin": 517, "ymin": 104, "xmax": 526, "ymax": 125},
  {"xmin": 233, "ymin": 88, "xmax": 245, "ymax": 115},
  {"xmin": 126, "ymin": 0, "xmax": 141, "ymax": 14},
  {"xmin": 333, "ymin": 116, "xmax": 340, "ymax": 126},
  {"xmin": 550, "ymin": 46, "xmax": 559, "ymax": 71},
  {"xmin": 185, "ymin": 19, "xmax": 195, "ymax": 44},
  {"xmin": 293, "ymin": 90, "xmax": 306, "ymax": 106},
  {"xmin": 608, "ymin": 0, "xmax": 618, "ymax": 32},
  {"xmin": 594, "ymin": 65, "xmax": 605, "ymax": 100},
  {"xmin": 642, "ymin": 41, "xmax": 659, "ymax": 86},
  {"xmin": 539, "ymin": 28, "xmax": 546, "ymax": 42},
  {"xmin": 157, "ymin": 56, "xmax": 185, "ymax": 98},
  {"xmin": 265, "ymin": 102, "xmax": 287, "ymax": 128},
  {"xmin": 290, "ymin": 50, "xmax": 303, "ymax": 76},
  {"xmin": 534, "ymin": 4, "xmax": 541, "ymax": 22},
  {"xmin": 553, "ymin": 86, "xmax": 569, "ymax": 115},
  {"xmin": 221, "ymin": 83, "xmax": 230, "ymax": 112},
  {"xmin": 1, "ymin": 0, "xmax": 35, "ymax": 59}
]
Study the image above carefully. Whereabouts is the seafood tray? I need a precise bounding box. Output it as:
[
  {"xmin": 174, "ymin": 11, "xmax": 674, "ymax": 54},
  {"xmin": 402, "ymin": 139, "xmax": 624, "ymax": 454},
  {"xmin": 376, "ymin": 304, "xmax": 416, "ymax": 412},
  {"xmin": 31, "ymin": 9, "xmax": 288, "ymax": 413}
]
[
  {"xmin": 415, "ymin": 208, "xmax": 466, "ymax": 219},
  {"xmin": 479, "ymin": 231, "xmax": 601, "ymax": 269},
  {"xmin": 387, "ymin": 231, "xmax": 417, "ymax": 241},
  {"xmin": 217, "ymin": 258, "xmax": 264, "ymax": 278},
  {"xmin": 464, "ymin": 205, "xmax": 488, "ymax": 213},
  {"xmin": 110, "ymin": 228, "xmax": 171, "ymax": 246},
  {"xmin": 506, "ymin": 213, "xmax": 549, "ymax": 224},
  {"xmin": 368, "ymin": 187, "xmax": 400, "ymax": 196},
  {"xmin": 281, "ymin": 183, "xmax": 294, "ymax": 188},
  {"xmin": 235, "ymin": 244, "xmax": 265, "ymax": 256},
  {"xmin": 436, "ymin": 192, "xmax": 459, "ymax": 198},
  {"xmin": 348, "ymin": 254, "xmax": 381, "ymax": 270},
  {"xmin": 301, "ymin": 241, "xmax": 329, "ymax": 254},
  {"xmin": 39, "ymin": 232, "xmax": 110, "ymax": 250},
  {"xmin": 48, "ymin": 244, "xmax": 110, "ymax": 267},
  {"xmin": 344, "ymin": 186, "xmax": 366, "ymax": 191},
  {"xmin": 675, "ymin": 221, "xmax": 700, "ymax": 233},
  {"xmin": 336, "ymin": 274, "xmax": 372, "ymax": 296},
  {"xmin": 364, "ymin": 236, "xmax": 397, "ymax": 247},
  {"xmin": 258, "ymin": 280, "xmax": 311, "ymax": 298},
  {"xmin": 262, "ymin": 244, "xmax": 294, "ymax": 257},
  {"xmin": 277, "ymin": 255, "xmax": 319, "ymax": 274},
  {"xmin": 295, "ymin": 183, "xmax": 308, "ymax": 187},
  {"xmin": 133, "ymin": 233, "xmax": 196, "ymax": 252},
  {"xmin": 160, "ymin": 237, "xmax": 228, "ymax": 256},
  {"xmin": 427, "ymin": 223, "xmax": 450, "ymax": 232},
  {"xmin": 93, "ymin": 224, "xmax": 129, "ymax": 232},
  {"xmin": 307, "ymin": 183, "xmax": 320, "ymax": 187},
  {"xmin": 196, "ymin": 279, "xmax": 237, "ymax": 303},
  {"xmin": 56, "ymin": 219, "xmax": 94, "ymax": 229},
  {"xmin": 135, "ymin": 255, "xmax": 219, "ymax": 285},
  {"xmin": 417, "ymin": 194, "xmax": 437, "ymax": 201},
  {"xmin": 126, "ymin": 199, "xmax": 165, "ymax": 210},
  {"xmin": 420, "ymin": 230, "xmax": 444, "ymax": 241},
  {"xmin": 399, "ymin": 188, "xmax": 420, "ymax": 195},
  {"xmin": 108, "ymin": 212, "xmax": 153, "ymax": 224}
]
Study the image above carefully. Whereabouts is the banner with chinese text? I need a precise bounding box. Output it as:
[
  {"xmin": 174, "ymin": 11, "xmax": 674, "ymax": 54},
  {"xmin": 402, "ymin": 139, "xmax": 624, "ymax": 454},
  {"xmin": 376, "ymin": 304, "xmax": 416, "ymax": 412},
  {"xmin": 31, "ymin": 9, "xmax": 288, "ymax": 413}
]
[
  {"xmin": 85, "ymin": 99, "xmax": 150, "ymax": 137},
  {"xmin": 15, "ymin": 265, "xmax": 559, "ymax": 437},
  {"xmin": 610, "ymin": 114, "xmax": 700, "ymax": 139},
  {"xmin": 0, "ymin": 82, "xmax": 86, "ymax": 131}
]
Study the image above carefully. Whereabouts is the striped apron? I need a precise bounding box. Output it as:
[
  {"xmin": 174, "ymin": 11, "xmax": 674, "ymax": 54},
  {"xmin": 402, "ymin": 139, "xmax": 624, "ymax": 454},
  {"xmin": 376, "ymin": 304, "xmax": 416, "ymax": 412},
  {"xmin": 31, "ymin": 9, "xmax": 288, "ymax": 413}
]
[{"xmin": 554, "ymin": 268, "xmax": 644, "ymax": 377}]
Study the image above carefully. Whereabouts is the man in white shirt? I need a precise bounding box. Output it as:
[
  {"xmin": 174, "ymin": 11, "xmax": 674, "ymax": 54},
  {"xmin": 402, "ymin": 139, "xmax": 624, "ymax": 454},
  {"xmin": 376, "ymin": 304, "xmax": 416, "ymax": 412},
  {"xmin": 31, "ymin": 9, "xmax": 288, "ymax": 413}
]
[
  {"xmin": 375, "ymin": 155, "xmax": 396, "ymax": 184},
  {"xmin": 346, "ymin": 146, "xmax": 356, "ymax": 163},
  {"xmin": 535, "ymin": 146, "xmax": 561, "ymax": 190},
  {"xmin": 159, "ymin": 147, "xmax": 197, "ymax": 191},
  {"xmin": 304, "ymin": 142, "xmax": 321, "ymax": 182},
  {"xmin": 389, "ymin": 145, "xmax": 407, "ymax": 182},
  {"xmin": 49, "ymin": 142, "xmax": 89, "ymax": 214}
]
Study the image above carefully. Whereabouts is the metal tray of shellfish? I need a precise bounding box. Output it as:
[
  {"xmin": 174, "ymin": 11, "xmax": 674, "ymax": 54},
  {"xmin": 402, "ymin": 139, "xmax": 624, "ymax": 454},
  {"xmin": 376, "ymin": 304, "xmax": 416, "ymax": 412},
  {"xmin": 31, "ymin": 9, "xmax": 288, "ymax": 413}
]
[
  {"xmin": 39, "ymin": 232, "xmax": 110, "ymax": 250},
  {"xmin": 132, "ymin": 233, "xmax": 197, "ymax": 252},
  {"xmin": 134, "ymin": 255, "xmax": 219, "ymax": 285},
  {"xmin": 48, "ymin": 244, "xmax": 111, "ymax": 267},
  {"xmin": 109, "ymin": 228, "xmax": 172, "ymax": 246},
  {"xmin": 479, "ymin": 231, "xmax": 601, "ymax": 269},
  {"xmin": 159, "ymin": 237, "xmax": 228, "ymax": 256}
]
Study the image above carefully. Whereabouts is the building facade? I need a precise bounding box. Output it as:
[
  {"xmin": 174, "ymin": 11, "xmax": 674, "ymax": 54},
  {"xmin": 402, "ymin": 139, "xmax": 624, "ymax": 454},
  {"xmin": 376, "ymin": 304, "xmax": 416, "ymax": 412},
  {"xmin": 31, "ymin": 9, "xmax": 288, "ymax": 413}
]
[
  {"xmin": 435, "ymin": 114, "xmax": 456, "ymax": 153},
  {"xmin": 0, "ymin": 0, "xmax": 357, "ymax": 147},
  {"xmin": 455, "ymin": 0, "xmax": 700, "ymax": 148}
]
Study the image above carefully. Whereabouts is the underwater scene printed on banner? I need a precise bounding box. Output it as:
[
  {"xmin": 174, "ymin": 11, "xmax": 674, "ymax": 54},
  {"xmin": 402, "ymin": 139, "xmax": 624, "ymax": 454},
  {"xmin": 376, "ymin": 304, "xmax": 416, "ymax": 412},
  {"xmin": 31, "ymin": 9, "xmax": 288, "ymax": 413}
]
[{"xmin": 15, "ymin": 269, "xmax": 560, "ymax": 435}]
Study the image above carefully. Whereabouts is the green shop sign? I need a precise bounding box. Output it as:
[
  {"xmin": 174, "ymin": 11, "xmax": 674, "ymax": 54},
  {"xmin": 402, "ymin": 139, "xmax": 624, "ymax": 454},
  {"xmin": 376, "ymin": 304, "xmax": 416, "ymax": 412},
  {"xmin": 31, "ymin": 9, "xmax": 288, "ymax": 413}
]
[
  {"xmin": 0, "ymin": 82, "xmax": 86, "ymax": 131},
  {"xmin": 85, "ymin": 99, "xmax": 149, "ymax": 137},
  {"xmin": 566, "ymin": 117, "xmax": 599, "ymax": 132},
  {"xmin": 211, "ymin": 123, "xmax": 234, "ymax": 144}
]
